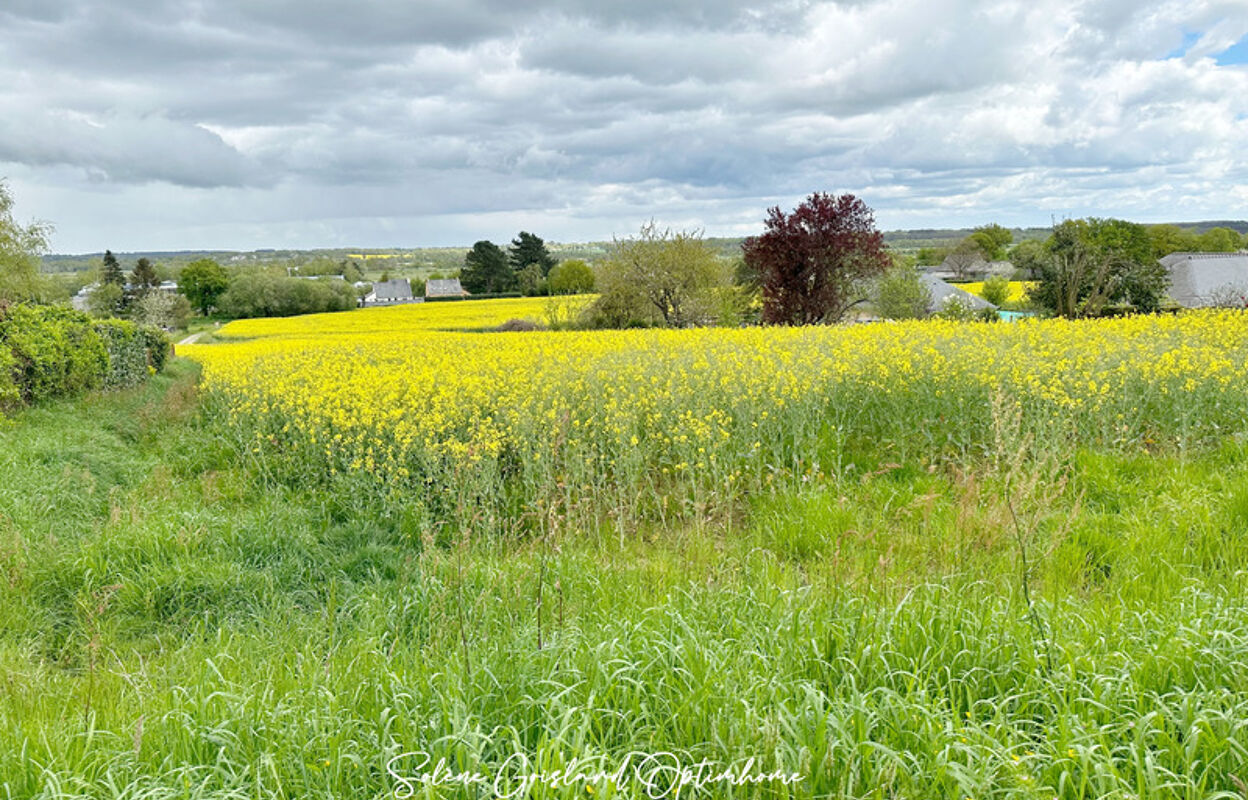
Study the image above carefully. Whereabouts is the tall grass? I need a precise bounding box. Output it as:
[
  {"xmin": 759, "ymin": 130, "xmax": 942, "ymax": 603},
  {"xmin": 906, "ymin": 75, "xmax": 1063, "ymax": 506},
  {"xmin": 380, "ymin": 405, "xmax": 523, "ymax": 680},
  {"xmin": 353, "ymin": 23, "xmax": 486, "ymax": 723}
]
[{"xmin": 3, "ymin": 356, "xmax": 1248, "ymax": 797}]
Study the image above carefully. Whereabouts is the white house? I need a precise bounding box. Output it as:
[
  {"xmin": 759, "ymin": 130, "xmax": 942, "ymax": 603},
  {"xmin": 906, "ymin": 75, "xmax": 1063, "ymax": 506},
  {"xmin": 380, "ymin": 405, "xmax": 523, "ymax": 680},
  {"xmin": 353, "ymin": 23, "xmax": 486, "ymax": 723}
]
[{"xmin": 362, "ymin": 278, "xmax": 420, "ymax": 306}]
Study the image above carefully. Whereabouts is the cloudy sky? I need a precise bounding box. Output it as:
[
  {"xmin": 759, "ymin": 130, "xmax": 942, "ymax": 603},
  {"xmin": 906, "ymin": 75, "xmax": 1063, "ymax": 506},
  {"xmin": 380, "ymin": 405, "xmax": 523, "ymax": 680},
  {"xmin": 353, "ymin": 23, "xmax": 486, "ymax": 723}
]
[{"xmin": 2, "ymin": 0, "xmax": 1247, "ymax": 253}]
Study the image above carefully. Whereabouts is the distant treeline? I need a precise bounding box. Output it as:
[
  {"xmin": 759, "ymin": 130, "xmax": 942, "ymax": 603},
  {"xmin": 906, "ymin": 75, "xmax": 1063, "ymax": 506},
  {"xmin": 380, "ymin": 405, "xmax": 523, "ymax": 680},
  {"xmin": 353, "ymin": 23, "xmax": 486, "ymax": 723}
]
[{"xmin": 41, "ymin": 219, "xmax": 1247, "ymax": 275}]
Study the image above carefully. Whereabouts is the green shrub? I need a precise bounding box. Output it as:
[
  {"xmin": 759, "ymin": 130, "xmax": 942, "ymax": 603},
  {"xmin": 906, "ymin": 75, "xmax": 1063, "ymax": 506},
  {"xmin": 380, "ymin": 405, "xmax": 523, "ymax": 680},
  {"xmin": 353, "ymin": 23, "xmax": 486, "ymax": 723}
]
[
  {"xmin": 426, "ymin": 292, "xmax": 523, "ymax": 303},
  {"xmin": 0, "ymin": 303, "xmax": 169, "ymax": 411},
  {"xmin": 138, "ymin": 324, "xmax": 171, "ymax": 372},
  {"xmin": 874, "ymin": 266, "xmax": 932, "ymax": 320},
  {"xmin": 548, "ymin": 259, "xmax": 596, "ymax": 295},
  {"xmin": 980, "ymin": 274, "xmax": 1011, "ymax": 307},
  {"xmin": 94, "ymin": 319, "xmax": 148, "ymax": 389},
  {"xmin": 0, "ymin": 344, "xmax": 17, "ymax": 409},
  {"xmin": 217, "ymin": 272, "xmax": 359, "ymax": 318},
  {"xmin": 0, "ymin": 304, "xmax": 108, "ymax": 403}
]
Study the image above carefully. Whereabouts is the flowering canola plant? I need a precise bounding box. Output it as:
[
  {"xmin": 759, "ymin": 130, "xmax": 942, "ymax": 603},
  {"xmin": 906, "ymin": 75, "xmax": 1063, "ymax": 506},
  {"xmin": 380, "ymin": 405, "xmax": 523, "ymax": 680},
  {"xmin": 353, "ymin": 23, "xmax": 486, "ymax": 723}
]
[{"xmin": 185, "ymin": 300, "xmax": 1248, "ymax": 528}]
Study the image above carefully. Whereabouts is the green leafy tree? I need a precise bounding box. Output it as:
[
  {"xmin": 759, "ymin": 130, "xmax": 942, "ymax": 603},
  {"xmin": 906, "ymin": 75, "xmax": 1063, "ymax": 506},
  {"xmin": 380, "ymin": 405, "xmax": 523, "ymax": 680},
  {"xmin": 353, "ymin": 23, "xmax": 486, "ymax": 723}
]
[
  {"xmin": 587, "ymin": 223, "xmax": 729, "ymax": 328},
  {"xmin": 86, "ymin": 283, "xmax": 124, "ymax": 318},
  {"xmin": 1008, "ymin": 239, "xmax": 1048, "ymax": 279},
  {"xmin": 179, "ymin": 258, "xmax": 231, "ymax": 315},
  {"xmin": 548, "ymin": 259, "xmax": 596, "ymax": 295},
  {"xmin": 342, "ymin": 261, "xmax": 365, "ymax": 283},
  {"xmin": 217, "ymin": 271, "xmax": 358, "ymax": 318},
  {"xmin": 509, "ymin": 232, "xmax": 557, "ymax": 278},
  {"xmin": 0, "ymin": 180, "xmax": 56, "ymax": 304},
  {"xmin": 969, "ymin": 224, "xmax": 1013, "ymax": 261},
  {"xmin": 1197, "ymin": 227, "xmax": 1242, "ymax": 253},
  {"xmin": 516, "ymin": 263, "xmax": 547, "ymax": 296},
  {"xmin": 1031, "ymin": 218, "xmax": 1168, "ymax": 318},
  {"xmin": 1147, "ymin": 224, "xmax": 1198, "ymax": 258},
  {"xmin": 461, "ymin": 241, "xmax": 515, "ymax": 294},
  {"xmin": 873, "ymin": 265, "xmax": 931, "ymax": 320}
]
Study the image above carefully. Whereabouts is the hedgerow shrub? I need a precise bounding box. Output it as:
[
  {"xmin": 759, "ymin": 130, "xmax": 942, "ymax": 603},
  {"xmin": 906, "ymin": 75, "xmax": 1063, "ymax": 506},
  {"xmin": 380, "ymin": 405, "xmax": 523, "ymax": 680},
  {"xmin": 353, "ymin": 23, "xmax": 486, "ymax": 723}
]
[
  {"xmin": 0, "ymin": 304, "xmax": 108, "ymax": 403},
  {"xmin": 137, "ymin": 324, "xmax": 171, "ymax": 372},
  {"xmin": 426, "ymin": 292, "xmax": 523, "ymax": 303},
  {"xmin": 95, "ymin": 318, "xmax": 149, "ymax": 389},
  {"xmin": 0, "ymin": 344, "xmax": 17, "ymax": 409},
  {"xmin": 0, "ymin": 303, "xmax": 170, "ymax": 409},
  {"xmin": 217, "ymin": 272, "xmax": 359, "ymax": 318}
]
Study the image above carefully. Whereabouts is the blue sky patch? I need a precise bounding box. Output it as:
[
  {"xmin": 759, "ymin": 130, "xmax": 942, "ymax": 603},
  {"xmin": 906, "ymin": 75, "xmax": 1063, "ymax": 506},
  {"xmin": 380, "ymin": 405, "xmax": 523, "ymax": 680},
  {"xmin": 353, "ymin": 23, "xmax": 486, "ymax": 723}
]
[{"xmin": 1215, "ymin": 35, "xmax": 1248, "ymax": 65}]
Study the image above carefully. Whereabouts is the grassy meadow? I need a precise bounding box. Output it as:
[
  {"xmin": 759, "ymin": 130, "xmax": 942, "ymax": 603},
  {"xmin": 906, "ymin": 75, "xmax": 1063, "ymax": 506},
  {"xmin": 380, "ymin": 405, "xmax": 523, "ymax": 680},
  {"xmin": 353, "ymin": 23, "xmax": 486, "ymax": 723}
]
[{"xmin": 3, "ymin": 300, "xmax": 1248, "ymax": 798}]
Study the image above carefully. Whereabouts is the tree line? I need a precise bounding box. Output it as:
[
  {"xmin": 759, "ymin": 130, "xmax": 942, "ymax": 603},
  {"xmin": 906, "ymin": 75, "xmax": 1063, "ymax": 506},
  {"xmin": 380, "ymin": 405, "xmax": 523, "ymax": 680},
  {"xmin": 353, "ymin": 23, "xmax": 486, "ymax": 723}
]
[
  {"xmin": 459, "ymin": 232, "xmax": 595, "ymax": 297},
  {"xmin": 4, "ymin": 175, "xmax": 1246, "ymax": 333}
]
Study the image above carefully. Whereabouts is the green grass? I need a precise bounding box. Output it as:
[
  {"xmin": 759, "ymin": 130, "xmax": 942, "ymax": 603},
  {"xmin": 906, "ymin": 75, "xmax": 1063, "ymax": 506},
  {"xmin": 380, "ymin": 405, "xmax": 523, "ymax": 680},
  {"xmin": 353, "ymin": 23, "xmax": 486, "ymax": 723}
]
[{"xmin": 2, "ymin": 360, "xmax": 1248, "ymax": 798}]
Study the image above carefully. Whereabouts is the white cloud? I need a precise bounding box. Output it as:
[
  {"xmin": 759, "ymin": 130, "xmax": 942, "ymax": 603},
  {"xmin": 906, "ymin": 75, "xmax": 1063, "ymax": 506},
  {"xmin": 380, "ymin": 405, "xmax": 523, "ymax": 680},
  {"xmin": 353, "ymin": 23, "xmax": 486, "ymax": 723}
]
[{"xmin": 0, "ymin": 0, "xmax": 1245, "ymax": 251}]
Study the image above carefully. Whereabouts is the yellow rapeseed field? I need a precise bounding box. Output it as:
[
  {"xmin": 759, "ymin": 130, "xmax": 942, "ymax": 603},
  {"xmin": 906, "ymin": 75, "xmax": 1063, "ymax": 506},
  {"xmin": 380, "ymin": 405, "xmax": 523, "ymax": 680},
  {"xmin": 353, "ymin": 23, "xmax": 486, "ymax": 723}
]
[
  {"xmin": 185, "ymin": 301, "xmax": 1248, "ymax": 527},
  {"xmin": 961, "ymin": 281, "xmax": 1035, "ymax": 303},
  {"xmin": 216, "ymin": 295, "xmax": 587, "ymax": 339}
]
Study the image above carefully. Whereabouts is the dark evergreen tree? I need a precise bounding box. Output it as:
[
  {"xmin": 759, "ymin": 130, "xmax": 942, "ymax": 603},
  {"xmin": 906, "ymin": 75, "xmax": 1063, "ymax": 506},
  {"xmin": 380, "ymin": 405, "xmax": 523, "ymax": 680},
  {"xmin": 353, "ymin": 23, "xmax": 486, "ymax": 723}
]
[
  {"xmin": 131, "ymin": 257, "xmax": 159, "ymax": 290},
  {"xmin": 461, "ymin": 241, "xmax": 515, "ymax": 294},
  {"xmin": 101, "ymin": 250, "xmax": 125, "ymax": 286},
  {"xmin": 508, "ymin": 231, "xmax": 557, "ymax": 277},
  {"xmin": 122, "ymin": 257, "xmax": 161, "ymax": 315}
]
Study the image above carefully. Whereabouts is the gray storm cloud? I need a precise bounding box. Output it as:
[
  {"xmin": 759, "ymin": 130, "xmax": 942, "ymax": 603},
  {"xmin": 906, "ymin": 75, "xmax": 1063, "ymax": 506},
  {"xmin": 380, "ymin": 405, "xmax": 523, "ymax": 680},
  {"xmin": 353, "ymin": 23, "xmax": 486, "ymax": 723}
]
[{"xmin": 0, "ymin": 0, "xmax": 1245, "ymax": 251}]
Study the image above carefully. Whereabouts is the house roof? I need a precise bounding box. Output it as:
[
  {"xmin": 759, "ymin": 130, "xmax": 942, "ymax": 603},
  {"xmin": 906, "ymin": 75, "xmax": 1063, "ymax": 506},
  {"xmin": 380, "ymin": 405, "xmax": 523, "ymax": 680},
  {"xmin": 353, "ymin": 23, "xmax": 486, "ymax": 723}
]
[
  {"xmin": 370, "ymin": 278, "xmax": 413, "ymax": 301},
  {"xmin": 1159, "ymin": 252, "xmax": 1248, "ymax": 307},
  {"xmin": 919, "ymin": 273, "xmax": 997, "ymax": 313},
  {"xmin": 425, "ymin": 278, "xmax": 466, "ymax": 297}
]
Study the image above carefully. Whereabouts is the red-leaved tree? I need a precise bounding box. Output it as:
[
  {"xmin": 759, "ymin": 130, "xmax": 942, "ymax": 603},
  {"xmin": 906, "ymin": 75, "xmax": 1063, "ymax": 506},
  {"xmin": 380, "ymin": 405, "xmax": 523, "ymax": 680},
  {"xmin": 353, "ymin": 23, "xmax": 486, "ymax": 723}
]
[{"xmin": 742, "ymin": 193, "xmax": 890, "ymax": 325}]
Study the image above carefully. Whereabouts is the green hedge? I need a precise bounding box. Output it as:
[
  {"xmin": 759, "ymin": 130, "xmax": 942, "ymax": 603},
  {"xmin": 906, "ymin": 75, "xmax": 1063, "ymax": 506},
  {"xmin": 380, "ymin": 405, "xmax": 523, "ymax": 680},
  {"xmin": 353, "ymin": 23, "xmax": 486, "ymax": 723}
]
[
  {"xmin": 95, "ymin": 319, "xmax": 150, "ymax": 389},
  {"xmin": 0, "ymin": 303, "xmax": 170, "ymax": 410},
  {"xmin": 425, "ymin": 292, "xmax": 524, "ymax": 303}
]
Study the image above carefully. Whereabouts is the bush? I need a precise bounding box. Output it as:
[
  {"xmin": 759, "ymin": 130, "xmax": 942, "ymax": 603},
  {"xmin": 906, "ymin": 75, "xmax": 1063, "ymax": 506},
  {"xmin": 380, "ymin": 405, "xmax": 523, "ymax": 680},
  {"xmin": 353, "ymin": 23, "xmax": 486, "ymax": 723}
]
[
  {"xmin": 0, "ymin": 303, "xmax": 169, "ymax": 409},
  {"xmin": 0, "ymin": 344, "xmax": 17, "ymax": 409},
  {"xmin": 495, "ymin": 318, "xmax": 544, "ymax": 332},
  {"xmin": 934, "ymin": 297, "xmax": 980, "ymax": 322},
  {"xmin": 138, "ymin": 325, "xmax": 171, "ymax": 372},
  {"xmin": 980, "ymin": 274, "xmax": 1011, "ymax": 307},
  {"xmin": 94, "ymin": 319, "xmax": 148, "ymax": 389},
  {"xmin": 548, "ymin": 260, "xmax": 596, "ymax": 295},
  {"xmin": 134, "ymin": 290, "xmax": 192, "ymax": 330},
  {"xmin": 586, "ymin": 223, "xmax": 730, "ymax": 329},
  {"xmin": 874, "ymin": 266, "xmax": 931, "ymax": 320},
  {"xmin": 0, "ymin": 304, "xmax": 108, "ymax": 403}
]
